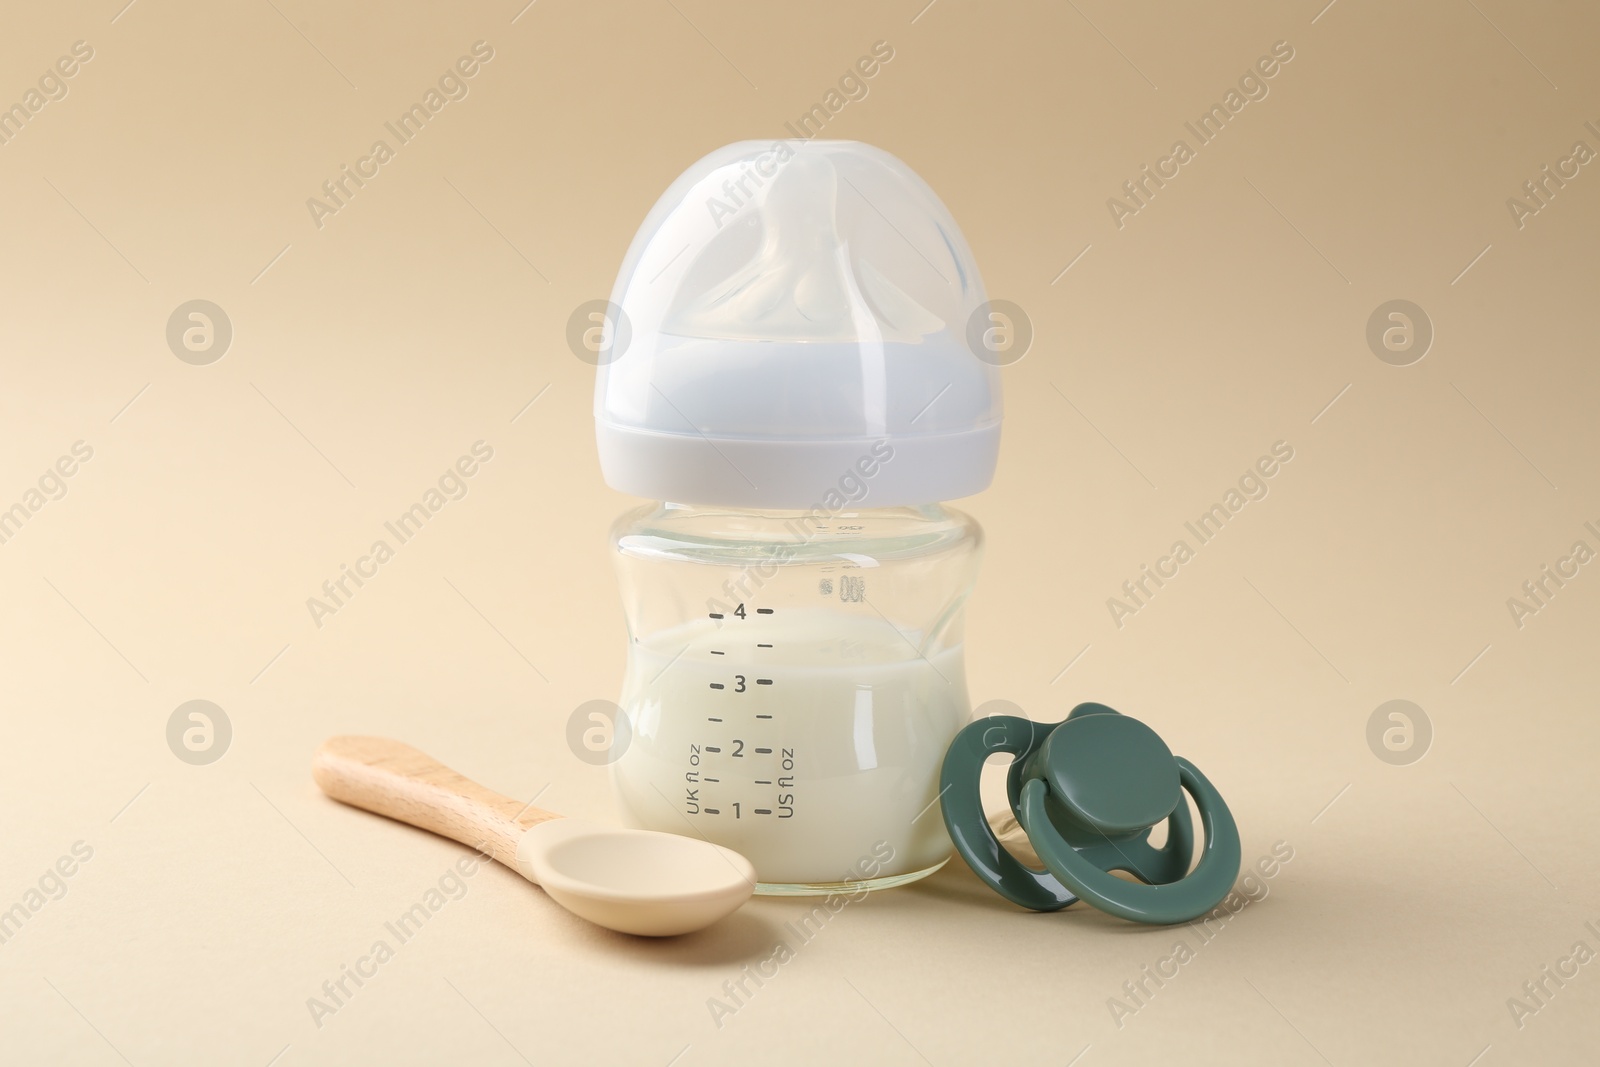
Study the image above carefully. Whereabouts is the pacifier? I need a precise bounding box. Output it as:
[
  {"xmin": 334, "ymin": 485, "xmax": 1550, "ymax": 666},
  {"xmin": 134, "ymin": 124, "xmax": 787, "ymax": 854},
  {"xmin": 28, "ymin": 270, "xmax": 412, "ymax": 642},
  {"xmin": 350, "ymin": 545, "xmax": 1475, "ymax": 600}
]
[{"xmin": 940, "ymin": 702, "xmax": 1241, "ymax": 924}]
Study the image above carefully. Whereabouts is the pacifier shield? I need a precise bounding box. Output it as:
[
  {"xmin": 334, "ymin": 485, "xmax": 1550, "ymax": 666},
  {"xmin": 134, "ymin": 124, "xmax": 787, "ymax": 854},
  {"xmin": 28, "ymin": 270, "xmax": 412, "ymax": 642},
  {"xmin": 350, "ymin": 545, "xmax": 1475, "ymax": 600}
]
[
  {"xmin": 1040, "ymin": 713, "xmax": 1180, "ymax": 835},
  {"xmin": 941, "ymin": 701, "xmax": 1241, "ymax": 924}
]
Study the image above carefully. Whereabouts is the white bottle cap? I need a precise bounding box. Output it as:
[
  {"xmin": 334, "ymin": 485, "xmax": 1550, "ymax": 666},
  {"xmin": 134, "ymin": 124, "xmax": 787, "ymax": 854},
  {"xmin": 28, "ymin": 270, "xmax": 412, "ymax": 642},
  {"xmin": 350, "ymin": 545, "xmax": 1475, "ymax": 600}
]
[{"xmin": 594, "ymin": 140, "xmax": 1002, "ymax": 508}]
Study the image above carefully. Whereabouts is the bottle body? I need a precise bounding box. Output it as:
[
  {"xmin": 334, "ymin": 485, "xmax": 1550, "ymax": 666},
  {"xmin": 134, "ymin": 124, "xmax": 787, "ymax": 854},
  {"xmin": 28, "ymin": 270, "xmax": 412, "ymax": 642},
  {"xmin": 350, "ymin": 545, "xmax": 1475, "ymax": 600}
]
[{"xmin": 609, "ymin": 501, "xmax": 981, "ymax": 893}]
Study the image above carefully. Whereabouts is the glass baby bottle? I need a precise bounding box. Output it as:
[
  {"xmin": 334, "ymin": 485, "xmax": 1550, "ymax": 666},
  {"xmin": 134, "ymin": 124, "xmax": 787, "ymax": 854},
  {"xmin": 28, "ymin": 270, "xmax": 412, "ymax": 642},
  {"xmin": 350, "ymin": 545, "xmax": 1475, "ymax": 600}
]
[{"xmin": 594, "ymin": 140, "xmax": 1004, "ymax": 894}]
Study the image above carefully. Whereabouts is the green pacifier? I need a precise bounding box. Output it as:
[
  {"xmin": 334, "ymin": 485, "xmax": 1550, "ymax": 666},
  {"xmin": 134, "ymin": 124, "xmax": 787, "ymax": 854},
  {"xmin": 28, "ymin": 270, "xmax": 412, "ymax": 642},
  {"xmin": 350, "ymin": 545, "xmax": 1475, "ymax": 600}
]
[{"xmin": 940, "ymin": 702, "xmax": 1241, "ymax": 924}]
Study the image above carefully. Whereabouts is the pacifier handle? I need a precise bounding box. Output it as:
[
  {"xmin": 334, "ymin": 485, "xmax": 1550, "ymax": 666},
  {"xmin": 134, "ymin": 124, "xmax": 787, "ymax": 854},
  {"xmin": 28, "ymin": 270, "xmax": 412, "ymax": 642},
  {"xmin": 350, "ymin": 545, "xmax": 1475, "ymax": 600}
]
[
  {"xmin": 1066, "ymin": 796, "xmax": 1196, "ymax": 888},
  {"xmin": 1010, "ymin": 704, "xmax": 1195, "ymax": 887},
  {"xmin": 1019, "ymin": 757, "xmax": 1241, "ymax": 925},
  {"xmin": 939, "ymin": 715, "xmax": 1080, "ymax": 911}
]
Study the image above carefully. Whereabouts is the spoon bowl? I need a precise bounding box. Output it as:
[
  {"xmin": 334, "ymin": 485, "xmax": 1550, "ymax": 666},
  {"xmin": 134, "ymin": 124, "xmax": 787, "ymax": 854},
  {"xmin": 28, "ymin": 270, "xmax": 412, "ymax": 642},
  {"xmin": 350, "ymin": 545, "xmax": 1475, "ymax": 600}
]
[
  {"xmin": 517, "ymin": 819, "xmax": 754, "ymax": 936},
  {"xmin": 312, "ymin": 736, "xmax": 755, "ymax": 937}
]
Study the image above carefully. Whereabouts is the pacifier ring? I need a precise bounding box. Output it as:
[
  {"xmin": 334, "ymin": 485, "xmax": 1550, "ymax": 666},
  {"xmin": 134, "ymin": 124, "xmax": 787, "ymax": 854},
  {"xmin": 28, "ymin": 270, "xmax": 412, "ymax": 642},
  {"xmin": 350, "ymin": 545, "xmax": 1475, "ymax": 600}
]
[
  {"xmin": 940, "ymin": 702, "xmax": 1242, "ymax": 925},
  {"xmin": 939, "ymin": 713, "xmax": 1080, "ymax": 912}
]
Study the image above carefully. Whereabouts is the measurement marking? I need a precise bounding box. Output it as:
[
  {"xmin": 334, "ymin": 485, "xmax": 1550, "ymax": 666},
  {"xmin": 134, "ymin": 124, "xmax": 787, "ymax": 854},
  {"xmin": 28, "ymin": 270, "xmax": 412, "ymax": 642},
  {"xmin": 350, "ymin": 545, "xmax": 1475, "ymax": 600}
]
[
  {"xmin": 709, "ymin": 612, "xmax": 724, "ymax": 619},
  {"xmin": 706, "ymin": 746, "xmax": 722, "ymax": 753},
  {"xmin": 709, "ymin": 683, "xmax": 725, "ymax": 690},
  {"xmin": 754, "ymin": 747, "xmax": 772, "ymax": 754},
  {"xmin": 704, "ymin": 777, "xmax": 719, "ymax": 783},
  {"xmin": 755, "ymin": 808, "xmax": 772, "ymax": 815},
  {"xmin": 704, "ymin": 807, "xmax": 721, "ymax": 814},
  {"xmin": 710, "ymin": 650, "xmax": 725, "ymax": 655},
  {"xmin": 756, "ymin": 714, "xmax": 773, "ymax": 719},
  {"xmin": 756, "ymin": 678, "xmax": 773, "ymax": 685},
  {"xmin": 707, "ymin": 717, "xmax": 722, "ymax": 722},
  {"xmin": 756, "ymin": 608, "xmax": 774, "ymax": 614},
  {"xmin": 755, "ymin": 780, "xmax": 772, "ymax": 785},
  {"xmin": 757, "ymin": 643, "xmax": 772, "ymax": 648}
]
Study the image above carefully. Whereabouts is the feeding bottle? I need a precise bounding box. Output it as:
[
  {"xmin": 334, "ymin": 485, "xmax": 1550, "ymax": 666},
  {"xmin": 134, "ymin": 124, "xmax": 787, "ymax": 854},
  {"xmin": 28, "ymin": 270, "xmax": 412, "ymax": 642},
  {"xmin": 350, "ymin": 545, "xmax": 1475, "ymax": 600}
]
[{"xmin": 594, "ymin": 140, "xmax": 1003, "ymax": 894}]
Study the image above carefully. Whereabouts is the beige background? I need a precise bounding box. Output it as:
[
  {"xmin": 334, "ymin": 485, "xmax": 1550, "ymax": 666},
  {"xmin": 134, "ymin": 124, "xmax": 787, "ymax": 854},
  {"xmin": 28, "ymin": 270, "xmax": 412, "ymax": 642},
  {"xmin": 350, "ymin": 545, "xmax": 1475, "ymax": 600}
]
[{"xmin": 2, "ymin": 0, "xmax": 1598, "ymax": 1064}]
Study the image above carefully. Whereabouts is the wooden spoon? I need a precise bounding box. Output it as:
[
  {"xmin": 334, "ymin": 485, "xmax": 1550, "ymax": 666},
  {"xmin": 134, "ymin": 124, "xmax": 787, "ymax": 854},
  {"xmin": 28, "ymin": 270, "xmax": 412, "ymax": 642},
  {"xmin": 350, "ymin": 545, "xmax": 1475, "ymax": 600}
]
[{"xmin": 312, "ymin": 736, "xmax": 755, "ymax": 937}]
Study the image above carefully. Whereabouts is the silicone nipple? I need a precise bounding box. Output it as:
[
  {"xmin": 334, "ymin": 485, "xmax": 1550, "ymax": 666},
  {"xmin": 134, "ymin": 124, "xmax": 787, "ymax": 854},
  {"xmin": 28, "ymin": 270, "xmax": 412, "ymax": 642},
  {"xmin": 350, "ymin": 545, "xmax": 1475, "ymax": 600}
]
[{"xmin": 665, "ymin": 152, "xmax": 943, "ymax": 344}]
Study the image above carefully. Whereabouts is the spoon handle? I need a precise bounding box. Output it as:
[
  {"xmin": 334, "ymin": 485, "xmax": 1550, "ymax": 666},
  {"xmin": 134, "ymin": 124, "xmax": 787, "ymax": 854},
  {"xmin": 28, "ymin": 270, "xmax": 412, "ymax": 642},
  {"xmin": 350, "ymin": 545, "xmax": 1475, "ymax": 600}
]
[{"xmin": 312, "ymin": 735, "xmax": 560, "ymax": 869}]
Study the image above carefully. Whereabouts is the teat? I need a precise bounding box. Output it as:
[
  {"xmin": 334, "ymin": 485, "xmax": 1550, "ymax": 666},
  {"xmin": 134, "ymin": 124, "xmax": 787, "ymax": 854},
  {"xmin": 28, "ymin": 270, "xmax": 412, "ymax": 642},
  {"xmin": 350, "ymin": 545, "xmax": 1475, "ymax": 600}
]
[{"xmin": 667, "ymin": 151, "xmax": 943, "ymax": 344}]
